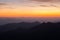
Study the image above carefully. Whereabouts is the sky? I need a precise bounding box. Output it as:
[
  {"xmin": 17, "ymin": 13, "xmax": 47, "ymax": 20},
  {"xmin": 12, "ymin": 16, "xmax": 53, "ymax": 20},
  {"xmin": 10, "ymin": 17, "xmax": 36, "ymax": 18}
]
[{"xmin": 0, "ymin": 0, "xmax": 60, "ymax": 24}]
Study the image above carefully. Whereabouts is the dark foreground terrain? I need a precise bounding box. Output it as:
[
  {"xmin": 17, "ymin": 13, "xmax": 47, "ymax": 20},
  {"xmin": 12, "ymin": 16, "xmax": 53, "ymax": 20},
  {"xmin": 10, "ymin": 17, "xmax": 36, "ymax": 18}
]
[{"xmin": 0, "ymin": 22, "xmax": 60, "ymax": 40}]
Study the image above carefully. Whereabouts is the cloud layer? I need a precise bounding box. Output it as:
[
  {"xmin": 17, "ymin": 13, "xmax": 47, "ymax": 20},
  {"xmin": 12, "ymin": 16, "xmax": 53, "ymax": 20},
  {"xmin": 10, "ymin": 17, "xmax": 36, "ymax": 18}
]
[
  {"xmin": 0, "ymin": 0, "xmax": 60, "ymax": 8},
  {"xmin": 30, "ymin": 0, "xmax": 60, "ymax": 2},
  {"xmin": 30, "ymin": 0, "xmax": 52, "ymax": 2},
  {"xmin": 29, "ymin": 0, "xmax": 60, "ymax": 8}
]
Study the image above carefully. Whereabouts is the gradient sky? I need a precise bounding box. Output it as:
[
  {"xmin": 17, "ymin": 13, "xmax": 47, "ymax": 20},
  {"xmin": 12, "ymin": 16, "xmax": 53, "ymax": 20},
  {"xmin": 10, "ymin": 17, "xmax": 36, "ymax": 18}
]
[
  {"xmin": 0, "ymin": 0, "xmax": 60, "ymax": 18},
  {"xmin": 0, "ymin": 0, "xmax": 60, "ymax": 17},
  {"xmin": 0, "ymin": 0, "xmax": 60, "ymax": 24}
]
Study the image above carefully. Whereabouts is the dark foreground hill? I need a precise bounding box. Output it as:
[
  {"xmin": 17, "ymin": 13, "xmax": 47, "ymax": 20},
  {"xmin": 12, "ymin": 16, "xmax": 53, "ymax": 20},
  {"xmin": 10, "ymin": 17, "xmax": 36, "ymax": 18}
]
[{"xmin": 0, "ymin": 22, "xmax": 60, "ymax": 40}]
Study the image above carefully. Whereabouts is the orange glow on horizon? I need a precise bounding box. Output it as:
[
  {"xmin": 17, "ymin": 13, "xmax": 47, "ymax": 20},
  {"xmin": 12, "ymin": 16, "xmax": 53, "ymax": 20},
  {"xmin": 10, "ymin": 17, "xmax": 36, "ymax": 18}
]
[
  {"xmin": 0, "ymin": 13, "xmax": 60, "ymax": 18},
  {"xmin": 0, "ymin": 7, "xmax": 60, "ymax": 18}
]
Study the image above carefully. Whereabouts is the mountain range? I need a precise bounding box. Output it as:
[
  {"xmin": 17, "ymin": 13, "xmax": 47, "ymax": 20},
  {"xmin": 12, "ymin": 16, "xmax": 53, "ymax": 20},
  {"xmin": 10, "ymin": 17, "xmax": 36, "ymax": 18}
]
[{"xmin": 0, "ymin": 22, "xmax": 60, "ymax": 40}]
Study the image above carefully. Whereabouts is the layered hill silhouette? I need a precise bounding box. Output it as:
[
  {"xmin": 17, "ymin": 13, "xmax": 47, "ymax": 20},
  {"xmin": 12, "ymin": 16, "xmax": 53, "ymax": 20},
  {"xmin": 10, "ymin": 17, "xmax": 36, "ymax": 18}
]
[
  {"xmin": 0, "ymin": 22, "xmax": 60, "ymax": 40},
  {"xmin": 0, "ymin": 22, "xmax": 40, "ymax": 32}
]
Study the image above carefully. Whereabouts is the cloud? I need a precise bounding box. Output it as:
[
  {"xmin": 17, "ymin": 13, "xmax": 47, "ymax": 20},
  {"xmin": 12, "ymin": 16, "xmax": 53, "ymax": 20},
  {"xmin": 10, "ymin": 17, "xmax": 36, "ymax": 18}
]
[
  {"xmin": 40, "ymin": 5, "xmax": 49, "ymax": 7},
  {"xmin": 30, "ymin": 0, "xmax": 52, "ymax": 2},
  {"xmin": 0, "ymin": 3, "xmax": 8, "ymax": 9},
  {"xmin": 30, "ymin": 0, "xmax": 60, "ymax": 2},
  {"xmin": 0, "ymin": 3, "xmax": 7, "ymax": 6},
  {"xmin": 50, "ymin": 4, "xmax": 57, "ymax": 7},
  {"xmin": 0, "ymin": 3, "xmax": 15, "ymax": 9},
  {"xmin": 39, "ymin": 4, "xmax": 59, "ymax": 8}
]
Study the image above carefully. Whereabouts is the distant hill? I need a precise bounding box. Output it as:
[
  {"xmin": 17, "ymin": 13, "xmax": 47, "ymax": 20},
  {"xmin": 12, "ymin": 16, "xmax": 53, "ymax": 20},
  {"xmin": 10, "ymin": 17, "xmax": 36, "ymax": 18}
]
[
  {"xmin": 0, "ymin": 22, "xmax": 40, "ymax": 32},
  {"xmin": 0, "ymin": 22, "xmax": 60, "ymax": 40}
]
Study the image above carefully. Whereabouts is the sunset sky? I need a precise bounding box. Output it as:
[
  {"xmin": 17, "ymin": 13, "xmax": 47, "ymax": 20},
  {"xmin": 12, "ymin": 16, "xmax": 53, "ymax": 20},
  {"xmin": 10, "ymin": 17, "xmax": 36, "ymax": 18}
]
[{"xmin": 0, "ymin": 0, "xmax": 60, "ymax": 18}]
